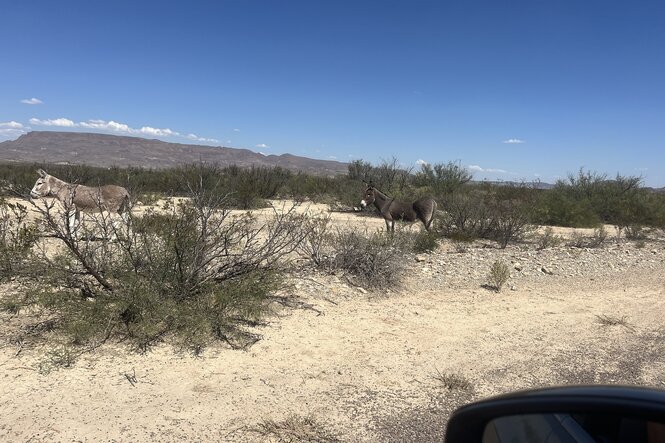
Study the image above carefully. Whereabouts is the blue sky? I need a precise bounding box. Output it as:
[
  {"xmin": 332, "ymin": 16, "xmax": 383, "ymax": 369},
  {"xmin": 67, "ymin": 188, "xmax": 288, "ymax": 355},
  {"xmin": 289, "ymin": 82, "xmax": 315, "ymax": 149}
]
[{"xmin": 1, "ymin": 1, "xmax": 664, "ymax": 186}]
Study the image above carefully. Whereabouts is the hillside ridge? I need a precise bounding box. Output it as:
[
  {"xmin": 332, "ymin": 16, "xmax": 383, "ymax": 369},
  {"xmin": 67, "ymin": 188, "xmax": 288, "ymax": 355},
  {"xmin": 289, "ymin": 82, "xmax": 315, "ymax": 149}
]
[{"xmin": 0, "ymin": 131, "xmax": 348, "ymax": 175}]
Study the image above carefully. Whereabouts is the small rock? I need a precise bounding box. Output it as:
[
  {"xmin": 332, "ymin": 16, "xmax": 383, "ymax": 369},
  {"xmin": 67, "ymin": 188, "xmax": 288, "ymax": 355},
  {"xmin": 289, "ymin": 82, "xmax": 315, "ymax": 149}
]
[
  {"xmin": 541, "ymin": 266, "xmax": 554, "ymax": 275},
  {"xmin": 513, "ymin": 263, "xmax": 523, "ymax": 271},
  {"xmin": 357, "ymin": 287, "xmax": 367, "ymax": 294},
  {"xmin": 510, "ymin": 285, "xmax": 517, "ymax": 291},
  {"xmin": 415, "ymin": 254, "xmax": 428, "ymax": 263}
]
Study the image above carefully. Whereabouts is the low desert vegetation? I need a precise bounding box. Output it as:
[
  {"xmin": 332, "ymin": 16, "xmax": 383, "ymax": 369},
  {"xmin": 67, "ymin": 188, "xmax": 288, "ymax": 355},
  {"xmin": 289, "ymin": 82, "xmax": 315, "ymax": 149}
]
[
  {"xmin": 431, "ymin": 368, "xmax": 474, "ymax": 392},
  {"xmin": 1, "ymin": 175, "xmax": 313, "ymax": 364},
  {"xmin": 536, "ymin": 226, "xmax": 564, "ymax": 250},
  {"xmin": 595, "ymin": 314, "xmax": 633, "ymax": 330},
  {"xmin": 0, "ymin": 198, "xmax": 38, "ymax": 280},
  {"xmin": 0, "ymin": 158, "xmax": 662, "ymax": 369},
  {"xmin": 2, "ymin": 160, "xmax": 663, "ymax": 235},
  {"xmin": 250, "ymin": 415, "xmax": 340, "ymax": 443},
  {"xmin": 297, "ymin": 213, "xmax": 441, "ymax": 289},
  {"xmin": 568, "ymin": 225, "xmax": 609, "ymax": 248},
  {"xmin": 297, "ymin": 215, "xmax": 413, "ymax": 290},
  {"xmin": 486, "ymin": 260, "xmax": 510, "ymax": 292}
]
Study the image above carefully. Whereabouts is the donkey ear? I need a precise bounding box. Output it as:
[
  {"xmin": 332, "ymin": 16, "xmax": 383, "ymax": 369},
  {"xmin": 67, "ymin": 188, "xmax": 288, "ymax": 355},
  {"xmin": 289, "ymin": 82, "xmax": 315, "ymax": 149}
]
[{"xmin": 37, "ymin": 168, "xmax": 47, "ymax": 177}]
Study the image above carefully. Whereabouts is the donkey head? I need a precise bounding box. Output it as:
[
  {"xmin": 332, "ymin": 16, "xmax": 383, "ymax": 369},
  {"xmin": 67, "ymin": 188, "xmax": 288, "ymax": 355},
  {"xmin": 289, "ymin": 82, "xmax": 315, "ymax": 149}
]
[
  {"xmin": 360, "ymin": 182, "xmax": 376, "ymax": 208},
  {"xmin": 30, "ymin": 169, "xmax": 53, "ymax": 198}
]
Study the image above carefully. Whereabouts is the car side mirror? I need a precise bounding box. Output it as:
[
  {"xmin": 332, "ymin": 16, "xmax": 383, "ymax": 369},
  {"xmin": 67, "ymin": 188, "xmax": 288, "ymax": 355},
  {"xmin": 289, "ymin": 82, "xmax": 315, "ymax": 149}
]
[{"xmin": 445, "ymin": 386, "xmax": 665, "ymax": 443}]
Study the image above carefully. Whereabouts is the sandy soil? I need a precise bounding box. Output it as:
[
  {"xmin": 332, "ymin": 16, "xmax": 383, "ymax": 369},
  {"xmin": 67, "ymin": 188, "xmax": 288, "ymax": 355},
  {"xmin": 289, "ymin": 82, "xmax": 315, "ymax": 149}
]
[{"xmin": 1, "ymin": 199, "xmax": 664, "ymax": 442}]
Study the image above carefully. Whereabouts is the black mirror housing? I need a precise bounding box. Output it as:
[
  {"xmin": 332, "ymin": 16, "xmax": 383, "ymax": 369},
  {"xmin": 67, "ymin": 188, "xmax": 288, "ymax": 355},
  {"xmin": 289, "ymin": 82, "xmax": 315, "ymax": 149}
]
[{"xmin": 445, "ymin": 385, "xmax": 665, "ymax": 443}]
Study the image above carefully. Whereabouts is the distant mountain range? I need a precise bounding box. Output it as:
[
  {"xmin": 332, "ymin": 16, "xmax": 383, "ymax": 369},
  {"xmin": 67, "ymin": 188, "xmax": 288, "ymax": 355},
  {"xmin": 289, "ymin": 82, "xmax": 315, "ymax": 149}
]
[{"xmin": 0, "ymin": 131, "xmax": 349, "ymax": 175}]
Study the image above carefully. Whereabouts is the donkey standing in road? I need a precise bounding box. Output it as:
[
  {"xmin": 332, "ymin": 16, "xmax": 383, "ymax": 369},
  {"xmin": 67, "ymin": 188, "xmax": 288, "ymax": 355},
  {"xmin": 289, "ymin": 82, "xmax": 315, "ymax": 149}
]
[
  {"xmin": 360, "ymin": 182, "xmax": 437, "ymax": 232},
  {"xmin": 30, "ymin": 169, "xmax": 131, "ymax": 237}
]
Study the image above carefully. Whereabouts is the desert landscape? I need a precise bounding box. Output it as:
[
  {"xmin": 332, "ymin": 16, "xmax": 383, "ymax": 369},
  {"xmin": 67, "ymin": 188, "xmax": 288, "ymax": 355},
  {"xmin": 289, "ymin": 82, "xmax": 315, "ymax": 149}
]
[
  {"xmin": 4, "ymin": 2, "xmax": 665, "ymax": 441},
  {"xmin": 1, "ymin": 199, "xmax": 663, "ymax": 442}
]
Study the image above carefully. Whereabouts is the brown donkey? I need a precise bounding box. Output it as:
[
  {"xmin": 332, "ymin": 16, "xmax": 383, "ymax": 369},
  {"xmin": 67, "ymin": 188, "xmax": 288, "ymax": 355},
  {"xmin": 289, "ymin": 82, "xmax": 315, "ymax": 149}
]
[
  {"xmin": 30, "ymin": 169, "xmax": 131, "ymax": 235},
  {"xmin": 360, "ymin": 183, "xmax": 437, "ymax": 232}
]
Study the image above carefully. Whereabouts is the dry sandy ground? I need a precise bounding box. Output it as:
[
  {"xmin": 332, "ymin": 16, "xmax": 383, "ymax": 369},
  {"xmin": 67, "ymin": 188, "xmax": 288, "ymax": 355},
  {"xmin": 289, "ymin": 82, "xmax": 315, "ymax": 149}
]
[{"xmin": 1, "ymin": 199, "xmax": 664, "ymax": 442}]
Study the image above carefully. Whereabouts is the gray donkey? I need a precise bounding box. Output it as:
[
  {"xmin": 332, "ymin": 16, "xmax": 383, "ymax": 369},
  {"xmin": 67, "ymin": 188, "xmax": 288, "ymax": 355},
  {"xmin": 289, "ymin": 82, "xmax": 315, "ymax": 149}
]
[
  {"xmin": 30, "ymin": 169, "xmax": 131, "ymax": 235},
  {"xmin": 360, "ymin": 182, "xmax": 437, "ymax": 232}
]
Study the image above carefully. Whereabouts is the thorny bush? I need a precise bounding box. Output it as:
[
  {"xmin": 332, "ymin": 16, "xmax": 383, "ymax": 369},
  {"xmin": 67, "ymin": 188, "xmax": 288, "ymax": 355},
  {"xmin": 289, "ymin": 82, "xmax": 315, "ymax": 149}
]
[
  {"xmin": 0, "ymin": 198, "xmax": 39, "ymax": 280},
  {"xmin": 8, "ymin": 183, "xmax": 311, "ymax": 359},
  {"xmin": 298, "ymin": 216, "xmax": 414, "ymax": 290}
]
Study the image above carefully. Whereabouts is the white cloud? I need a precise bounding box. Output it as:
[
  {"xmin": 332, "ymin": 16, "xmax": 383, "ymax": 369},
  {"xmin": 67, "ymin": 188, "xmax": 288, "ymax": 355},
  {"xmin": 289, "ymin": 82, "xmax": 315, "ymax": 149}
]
[
  {"xmin": 256, "ymin": 143, "xmax": 268, "ymax": 148},
  {"xmin": 80, "ymin": 119, "xmax": 133, "ymax": 133},
  {"xmin": 27, "ymin": 116, "xmax": 219, "ymax": 144},
  {"xmin": 468, "ymin": 164, "xmax": 507, "ymax": 173},
  {"xmin": 21, "ymin": 97, "xmax": 43, "ymax": 105},
  {"xmin": 0, "ymin": 128, "xmax": 26, "ymax": 138},
  {"xmin": 233, "ymin": 128, "xmax": 241, "ymax": 132},
  {"xmin": 0, "ymin": 121, "xmax": 24, "ymax": 128},
  {"xmin": 187, "ymin": 133, "xmax": 220, "ymax": 143},
  {"xmin": 503, "ymin": 138, "xmax": 525, "ymax": 144},
  {"xmin": 29, "ymin": 117, "xmax": 75, "ymax": 127},
  {"xmin": 415, "ymin": 159, "xmax": 428, "ymax": 166},
  {"xmin": 139, "ymin": 126, "xmax": 179, "ymax": 137},
  {"xmin": 328, "ymin": 155, "xmax": 337, "ymax": 160}
]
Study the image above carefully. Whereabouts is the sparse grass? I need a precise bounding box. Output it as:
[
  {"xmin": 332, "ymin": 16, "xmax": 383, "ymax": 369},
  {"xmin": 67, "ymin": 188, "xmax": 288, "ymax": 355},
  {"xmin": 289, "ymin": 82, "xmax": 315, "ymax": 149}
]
[
  {"xmin": 596, "ymin": 314, "xmax": 633, "ymax": 330},
  {"xmin": 453, "ymin": 240, "xmax": 469, "ymax": 253},
  {"xmin": 412, "ymin": 230, "xmax": 439, "ymax": 253},
  {"xmin": 1, "ymin": 298, "xmax": 22, "ymax": 315},
  {"xmin": 301, "ymin": 227, "xmax": 409, "ymax": 290},
  {"xmin": 591, "ymin": 225, "xmax": 609, "ymax": 247},
  {"xmin": 252, "ymin": 415, "xmax": 340, "ymax": 443},
  {"xmin": 624, "ymin": 224, "xmax": 648, "ymax": 241},
  {"xmin": 486, "ymin": 260, "xmax": 510, "ymax": 292},
  {"xmin": 568, "ymin": 226, "xmax": 608, "ymax": 248},
  {"xmin": 536, "ymin": 226, "xmax": 564, "ymax": 250},
  {"xmin": 431, "ymin": 368, "xmax": 473, "ymax": 391},
  {"xmin": 38, "ymin": 346, "xmax": 80, "ymax": 374}
]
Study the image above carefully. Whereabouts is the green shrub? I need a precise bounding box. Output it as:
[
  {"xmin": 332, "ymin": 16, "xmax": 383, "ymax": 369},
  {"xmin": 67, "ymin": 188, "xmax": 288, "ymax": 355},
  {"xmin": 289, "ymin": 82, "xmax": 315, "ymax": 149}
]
[
  {"xmin": 536, "ymin": 227, "xmax": 564, "ymax": 250},
  {"xmin": 414, "ymin": 161, "xmax": 472, "ymax": 195},
  {"xmin": 438, "ymin": 191, "xmax": 493, "ymax": 241},
  {"xmin": 487, "ymin": 260, "xmax": 510, "ymax": 292},
  {"xmin": 439, "ymin": 185, "xmax": 535, "ymax": 248},
  {"xmin": 568, "ymin": 225, "xmax": 608, "ymax": 248},
  {"xmin": 623, "ymin": 224, "xmax": 647, "ymax": 240},
  {"xmin": 309, "ymin": 229, "xmax": 408, "ymax": 290},
  {"xmin": 0, "ymin": 199, "xmax": 39, "ymax": 280},
  {"xmin": 488, "ymin": 197, "xmax": 535, "ymax": 249},
  {"xmin": 412, "ymin": 230, "xmax": 439, "ymax": 253},
  {"xmin": 11, "ymin": 184, "xmax": 309, "ymax": 358}
]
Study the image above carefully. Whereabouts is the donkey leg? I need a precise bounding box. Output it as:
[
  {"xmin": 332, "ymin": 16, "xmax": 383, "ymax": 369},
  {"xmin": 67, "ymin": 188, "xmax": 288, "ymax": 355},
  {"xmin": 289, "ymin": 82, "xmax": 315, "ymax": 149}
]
[
  {"xmin": 424, "ymin": 215, "xmax": 432, "ymax": 232},
  {"xmin": 425, "ymin": 202, "xmax": 437, "ymax": 231},
  {"xmin": 68, "ymin": 210, "xmax": 81, "ymax": 239},
  {"xmin": 109, "ymin": 213, "xmax": 119, "ymax": 241},
  {"xmin": 67, "ymin": 211, "xmax": 76, "ymax": 235}
]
